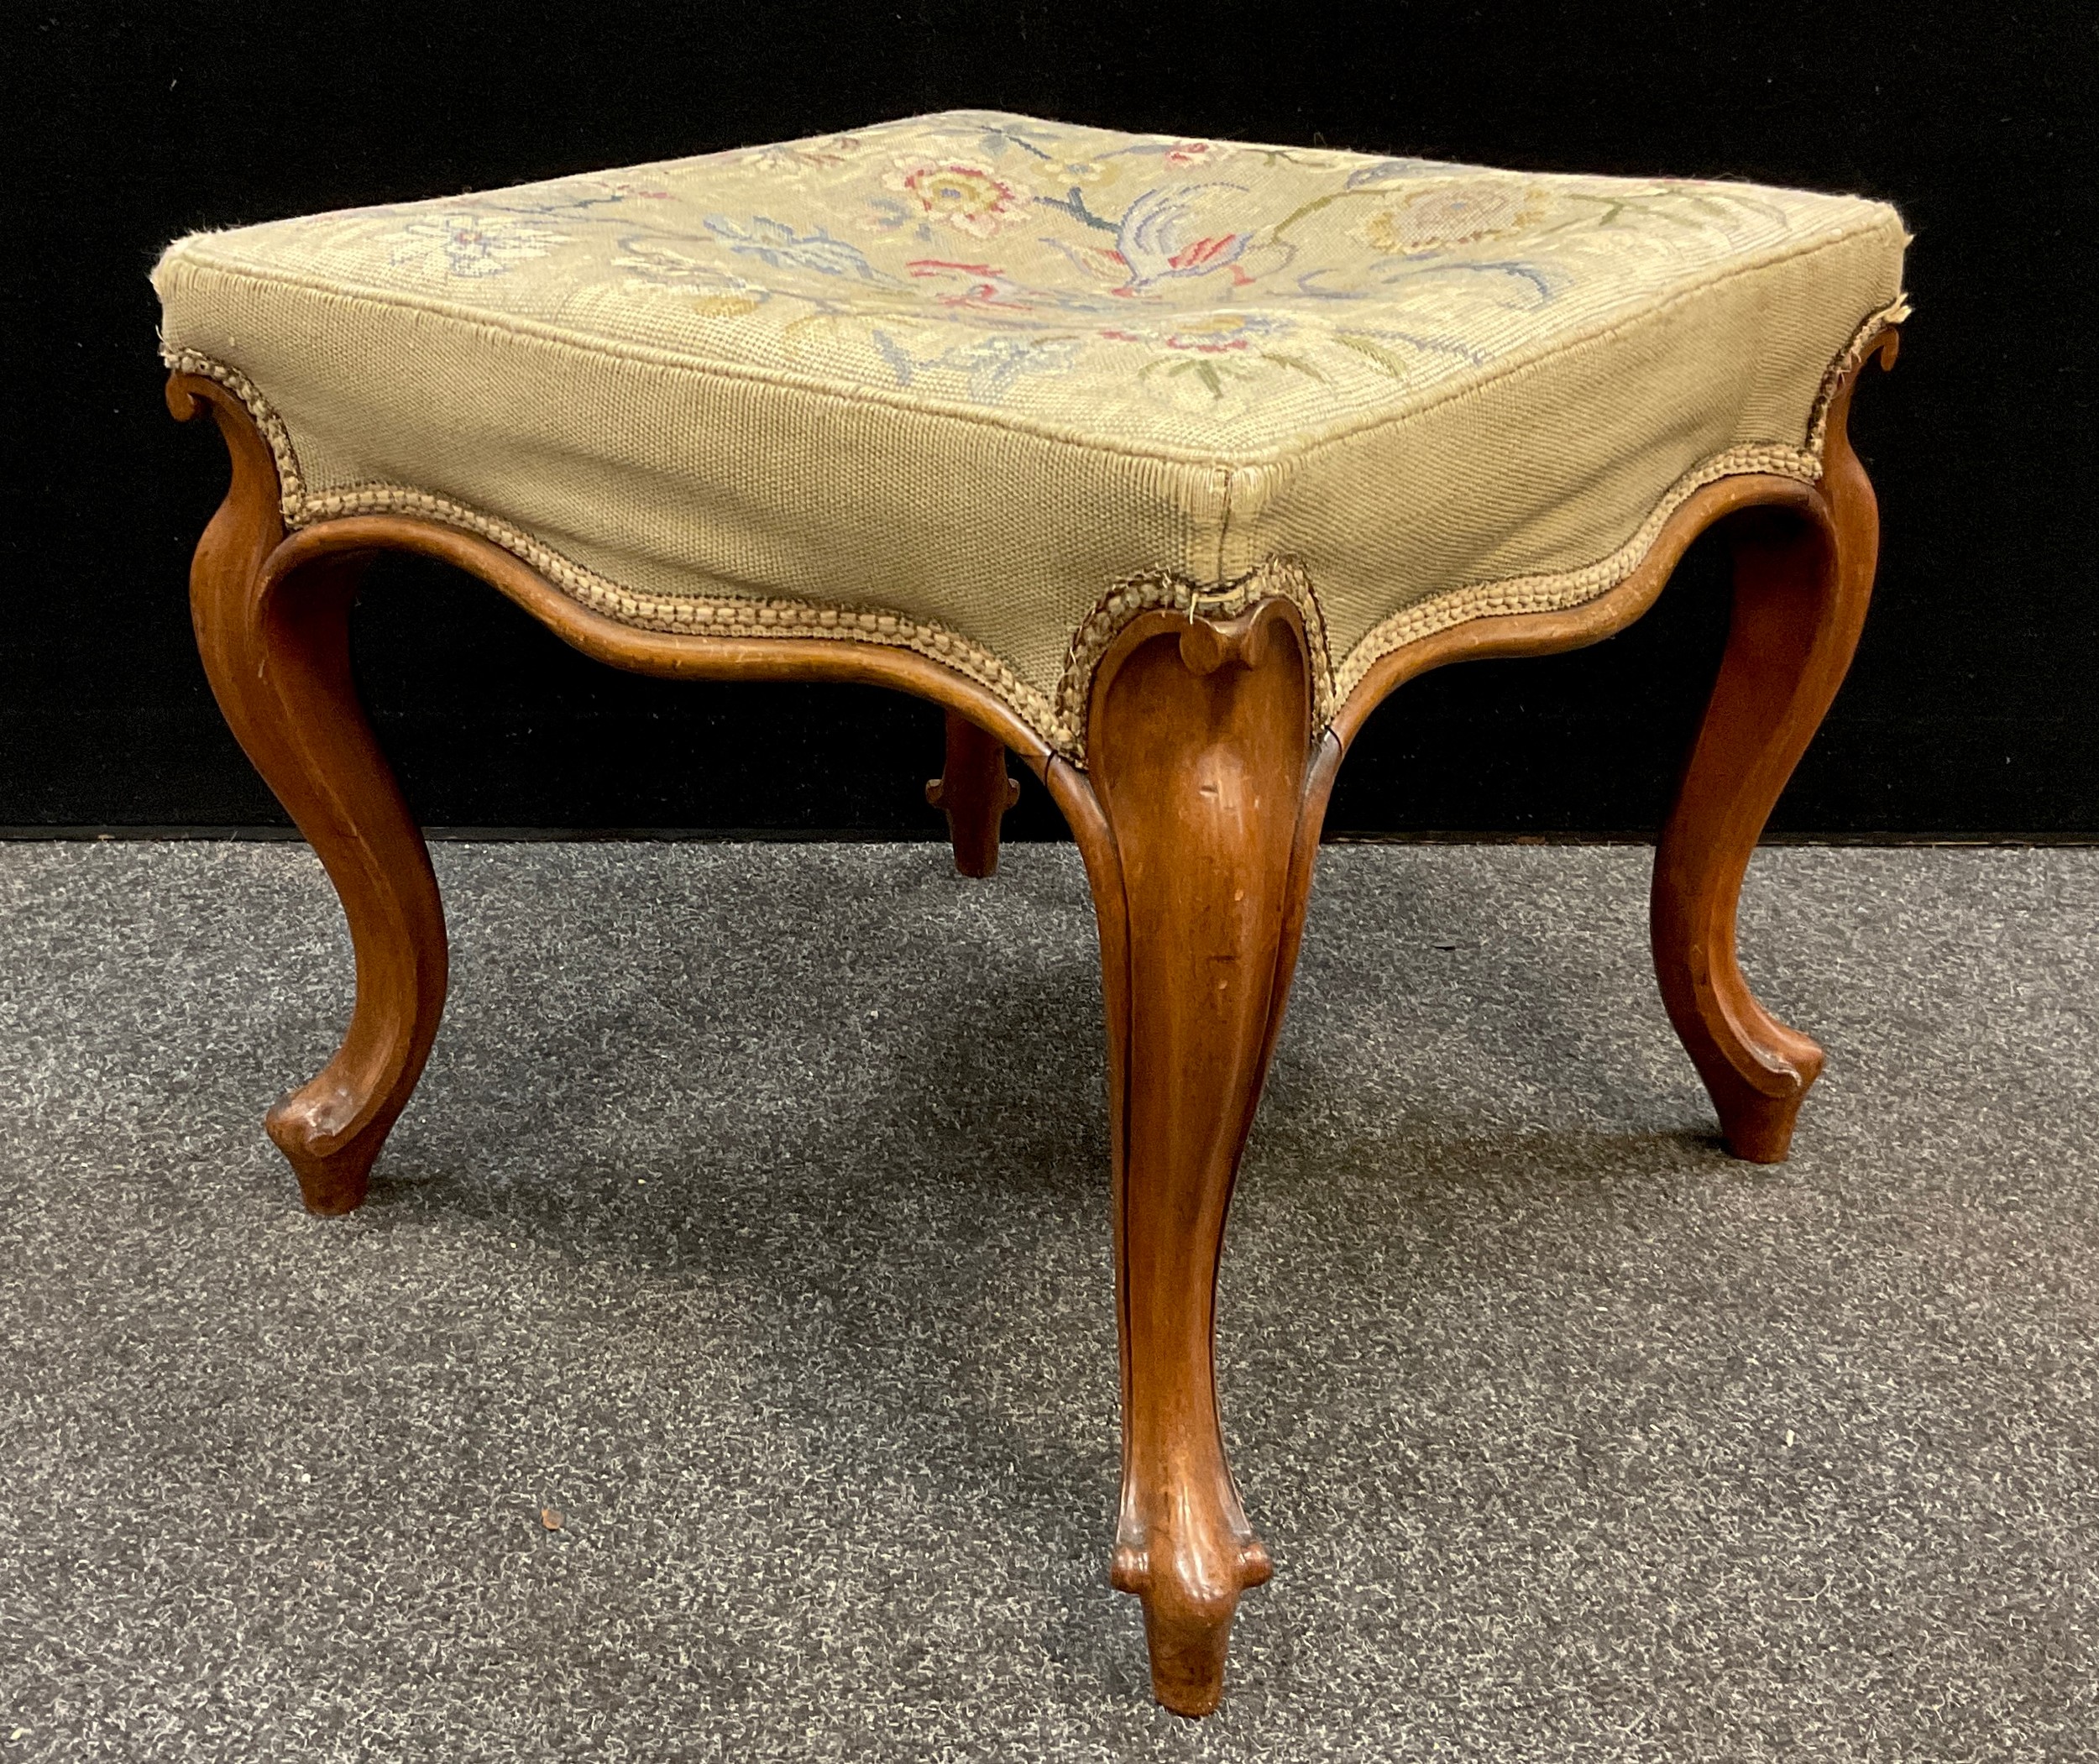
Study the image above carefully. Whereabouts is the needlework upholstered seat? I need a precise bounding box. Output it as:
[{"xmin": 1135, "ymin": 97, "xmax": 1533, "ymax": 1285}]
[{"xmin": 157, "ymin": 110, "xmax": 1907, "ymax": 1717}]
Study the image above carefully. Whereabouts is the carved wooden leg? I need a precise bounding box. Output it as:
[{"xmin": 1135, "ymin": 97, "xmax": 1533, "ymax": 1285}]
[
  {"xmin": 1651, "ymin": 339, "xmax": 1892, "ymax": 1161},
  {"xmin": 925, "ymin": 709, "xmax": 1018, "ymax": 877},
  {"xmin": 1050, "ymin": 599, "xmax": 1326, "ymax": 1716},
  {"xmin": 170, "ymin": 374, "xmax": 448, "ymax": 1214}
]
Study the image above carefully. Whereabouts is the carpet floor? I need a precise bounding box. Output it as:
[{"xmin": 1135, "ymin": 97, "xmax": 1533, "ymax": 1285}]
[{"xmin": 0, "ymin": 841, "xmax": 2093, "ymax": 1762}]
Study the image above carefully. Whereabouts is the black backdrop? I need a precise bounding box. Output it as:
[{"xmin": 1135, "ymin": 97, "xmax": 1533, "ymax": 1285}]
[{"xmin": 7, "ymin": 2, "xmax": 2094, "ymax": 838}]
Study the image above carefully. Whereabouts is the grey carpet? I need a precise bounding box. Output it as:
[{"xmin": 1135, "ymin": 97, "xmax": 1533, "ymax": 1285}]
[{"xmin": 0, "ymin": 841, "xmax": 2093, "ymax": 1762}]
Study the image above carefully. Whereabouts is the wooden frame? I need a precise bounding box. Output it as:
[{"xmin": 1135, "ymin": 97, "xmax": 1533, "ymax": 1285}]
[{"xmin": 169, "ymin": 332, "xmax": 1894, "ymax": 1715}]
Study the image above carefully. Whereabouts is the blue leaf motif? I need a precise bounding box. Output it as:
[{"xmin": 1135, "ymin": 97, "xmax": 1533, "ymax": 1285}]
[
  {"xmin": 1344, "ymin": 157, "xmax": 1486, "ymax": 187},
  {"xmin": 1113, "ymin": 183, "xmax": 1254, "ymax": 295},
  {"xmin": 871, "ymin": 329, "xmax": 1080, "ymax": 404},
  {"xmin": 1369, "ymin": 259, "xmax": 1562, "ymax": 306},
  {"xmin": 703, "ymin": 216, "xmax": 895, "ymax": 284}
]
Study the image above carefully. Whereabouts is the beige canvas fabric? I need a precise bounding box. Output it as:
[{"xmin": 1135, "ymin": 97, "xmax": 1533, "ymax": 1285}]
[{"xmin": 154, "ymin": 109, "xmax": 1907, "ymax": 758}]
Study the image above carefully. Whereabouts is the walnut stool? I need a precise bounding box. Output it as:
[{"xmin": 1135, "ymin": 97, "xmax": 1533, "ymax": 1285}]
[{"xmin": 157, "ymin": 111, "xmax": 1906, "ymax": 1715}]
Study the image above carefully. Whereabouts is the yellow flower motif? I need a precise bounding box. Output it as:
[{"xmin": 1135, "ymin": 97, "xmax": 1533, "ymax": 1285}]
[
  {"xmin": 884, "ymin": 160, "xmax": 1029, "ymax": 238},
  {"xmin": 1354, "ymin": 181, "xmax": 1550, "ymax": 255}
]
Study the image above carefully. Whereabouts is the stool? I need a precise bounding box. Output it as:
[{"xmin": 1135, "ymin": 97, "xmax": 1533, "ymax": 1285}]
[{"xmin": 157, "ymin": 110, "xmax": 1905, "ymax": 1715}]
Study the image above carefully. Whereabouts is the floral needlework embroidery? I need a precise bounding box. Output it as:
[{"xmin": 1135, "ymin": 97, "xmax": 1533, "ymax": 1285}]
[
  {"xmin": 878, "ymin": 160, "xmax": 1031, "ymax": 238},
  {"xmin": 701, "ymin": 216, "xmax": 893, "ymax": 283},
  {"xmin": 1352, "ymin": 181, "xmax": 1552, "ymax": 254},
  {"xmin": 740, "ymin": 133, "xmax": 867, "ymax": 177},
  {"xmin": 207, "ymin": 109, "xmax": 1892, "ymax": 428},
  {"xmin": 383, "ymin": 213, "xmax": 571, "ymax": 278},
  {"xmin": 614, "ymin": 238, "xmax": 772, "ymax": 317}
]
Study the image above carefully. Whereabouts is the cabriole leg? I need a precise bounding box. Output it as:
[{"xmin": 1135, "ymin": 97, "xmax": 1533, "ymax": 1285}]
[
  {"xmin": 1052, "ymin": 599, "xmax": 1331, "ymax": 1715},
  {"xmin": 171, "ymin": 374, "xmax": 448, "ymax": 1214},
  {"xmin": 926, "ymin": 709, "xmax": 1018, "ymax": 877},
  {"xmin": 1651, "ymin": 340, "xmax": 1892, "ymax": 1160}
]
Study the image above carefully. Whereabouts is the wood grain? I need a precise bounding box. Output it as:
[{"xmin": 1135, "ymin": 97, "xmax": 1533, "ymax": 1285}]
[
  {"xmin": 170, "ymin": 374, "xmax": 448, "ymax": 1215},
  {"xmin": 1649, "ymin": 332, "xmax": 1898, "ymax": 1158},
  {"xmin": 170, "ymin": 334, "xmax": 1892, "ymax": 1711},
  {"xmin": 925, "ymin": 710, "xmax": 1019, "ymax": 877},
  {"xmin": 1050, "ymin": 597, "xmax": 1331, "ymax": 1715}
]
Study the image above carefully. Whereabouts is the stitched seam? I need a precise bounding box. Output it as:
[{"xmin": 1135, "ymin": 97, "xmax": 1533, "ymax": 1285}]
[
  {"xmin": 159, "ymin": 211, "xmax": 1900, "ymax": 470},
  {"xmin": 1277, "ymin": 232, "xmax": 1908, "ymax": 469},
  {"xmin": 1055, "ymin": 559, "xmax": 1337, "ymax": 761},
  {"xmin": 1331, "ymin": 443, "xmax": 1821, "ymax": 702},
  {"xmin": 161, "ymin": 251, "xmax": 1220, "ymax": 469},
  {"xmin": 164, "ymin": 346, "xmax": 1074, "ymax": 751},
  {"xmin": 165, "ymin": 308, "xmax": 1893, "ymax": 767}
]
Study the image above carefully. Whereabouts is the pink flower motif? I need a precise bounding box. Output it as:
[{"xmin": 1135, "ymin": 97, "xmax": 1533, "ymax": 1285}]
[
  {"xmin": 1102, "ymin": 326, "xmax": 1247, "ymax": 354},
  {"xmin": 1164, "ymin": 141, "xmax": 1214, "ymax": 168},
  {"xmin": 905, "ymin": 259, "xmax": 1036, "ymax": 311},
  {"xmin": 1101, "ymin": 312, "xmax": 1290, "ymax": 354},
  {"xmin": 883, "ymin": 160, "xmax": 1029, "ymax": 238}
]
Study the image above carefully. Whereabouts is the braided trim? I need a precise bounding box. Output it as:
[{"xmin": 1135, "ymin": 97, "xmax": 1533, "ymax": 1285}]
[
  {"xmin": 168, "ymin": 296, "xmax": 1903, "ymax": 767},
  {"xmin": 1804, "ymin": 293, "xmax": 1909, "ymax": 457},
  {"xmin": 1332, "ymin": 297, "xmax": 1908, "ymax": 706},
  {"xmin": 1330, "ymin": 442, "xmax": 1819, "ymax": 703},
  {"xmin": 165, "ymin": 348, "xmax": 312, "ymax": 521},
  {"xmin": 290, "ymin": 479, "xmax": 1064, "ymax": 744},
  {"xmin": 1055, "ymin": 558, "xmax": 1335, "ymax": 761},
  {"xmin": 163, "ymin": 345, "xmax": 1072, "ymax": 751}
]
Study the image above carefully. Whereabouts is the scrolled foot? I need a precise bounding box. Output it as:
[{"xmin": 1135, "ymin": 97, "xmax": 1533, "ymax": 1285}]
[
  {"xmin": 1650, "ymin": 331, "xmax": 1893, "ymax": 1165},
  {"xmin": 1112, "ymin": 1528, "xmax": 1273, "ymax": 1716},
  {"xmin": 173, "ymin": 370, "xmax": 448, "ymax": 1215},
  {"xmin": 1055, "ymin": 593, "xmax": 1327, "ymax": 1717},
  {"xmin": 1704, "ymin": 1033, "xmax": 1824, "ymax": 1164},
  {"xmin": 266, "ymin": 1086, "xmax": 399, "ymax": 1215}
]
